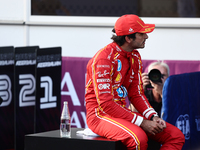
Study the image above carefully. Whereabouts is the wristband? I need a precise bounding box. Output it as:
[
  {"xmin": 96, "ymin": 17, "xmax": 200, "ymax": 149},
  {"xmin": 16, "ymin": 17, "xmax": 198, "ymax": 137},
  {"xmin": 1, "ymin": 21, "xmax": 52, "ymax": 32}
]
[{"xmin": 150, "ymin": 115, "xmax": 155, "ymax": 121}]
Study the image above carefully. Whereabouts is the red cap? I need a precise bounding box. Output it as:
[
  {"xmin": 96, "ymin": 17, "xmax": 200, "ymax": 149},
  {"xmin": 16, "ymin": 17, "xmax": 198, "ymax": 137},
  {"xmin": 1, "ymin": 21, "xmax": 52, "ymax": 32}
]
[{"xmin": 114, "ymin": 14, "xmax": 155, "ymax": 36}]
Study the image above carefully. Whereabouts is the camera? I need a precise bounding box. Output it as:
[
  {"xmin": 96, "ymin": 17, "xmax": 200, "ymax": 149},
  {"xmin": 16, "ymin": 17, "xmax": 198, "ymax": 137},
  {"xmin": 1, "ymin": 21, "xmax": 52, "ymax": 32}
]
[
  {"xmin": 148, "ymin": 69, "xmax": 163, "ymax": 83},
  {"xmin": 146, "ymin": 69, "xmax": 163, "ymax": 89}
]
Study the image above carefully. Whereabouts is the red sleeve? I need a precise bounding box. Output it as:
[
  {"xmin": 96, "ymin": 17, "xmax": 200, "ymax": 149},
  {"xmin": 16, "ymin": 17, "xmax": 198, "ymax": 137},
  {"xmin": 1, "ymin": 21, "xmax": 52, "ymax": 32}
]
[{"xmin": 128, "ymin": 67, "xmax": 158, "ymax": 120}]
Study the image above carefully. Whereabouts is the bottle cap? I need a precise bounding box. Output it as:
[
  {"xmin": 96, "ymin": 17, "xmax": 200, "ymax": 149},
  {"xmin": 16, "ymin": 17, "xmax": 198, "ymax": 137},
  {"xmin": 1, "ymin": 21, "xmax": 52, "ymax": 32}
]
[{"xmin": 64, "ymin": 101, "xmax": 68, "ymax": 105}]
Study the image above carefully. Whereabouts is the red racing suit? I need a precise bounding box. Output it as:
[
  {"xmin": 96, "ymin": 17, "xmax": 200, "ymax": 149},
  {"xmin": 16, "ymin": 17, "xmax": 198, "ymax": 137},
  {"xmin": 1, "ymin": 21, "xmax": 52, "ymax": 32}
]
[{"xmin": 85, "ymin": 42, "xmax": 185, "ymax": 150}]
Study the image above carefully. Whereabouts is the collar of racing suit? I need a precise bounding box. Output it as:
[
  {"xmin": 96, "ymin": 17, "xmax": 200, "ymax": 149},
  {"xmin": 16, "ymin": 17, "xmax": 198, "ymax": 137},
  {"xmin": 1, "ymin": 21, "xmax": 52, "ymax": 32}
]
[{"xmin": 113, "ymin": 42, "xmax": 137, "ymax": 88}]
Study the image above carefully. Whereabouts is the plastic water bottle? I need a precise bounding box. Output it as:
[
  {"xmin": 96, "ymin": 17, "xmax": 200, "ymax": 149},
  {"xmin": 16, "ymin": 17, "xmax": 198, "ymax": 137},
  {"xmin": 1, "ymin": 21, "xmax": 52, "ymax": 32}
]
[{"xmin": 60, "ymin": 101, "xmax": 71, "ymax": 137}]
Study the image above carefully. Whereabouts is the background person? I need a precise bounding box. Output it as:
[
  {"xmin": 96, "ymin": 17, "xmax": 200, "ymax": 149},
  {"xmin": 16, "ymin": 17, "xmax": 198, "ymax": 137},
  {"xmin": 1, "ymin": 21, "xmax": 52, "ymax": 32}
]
[
  {"xmin": 129, "ymin": 61, "xmax": 170, "ymax": 150},
  {"xmin": 130, "ymin": 61, "xmax": 170, "ymax": 116}
]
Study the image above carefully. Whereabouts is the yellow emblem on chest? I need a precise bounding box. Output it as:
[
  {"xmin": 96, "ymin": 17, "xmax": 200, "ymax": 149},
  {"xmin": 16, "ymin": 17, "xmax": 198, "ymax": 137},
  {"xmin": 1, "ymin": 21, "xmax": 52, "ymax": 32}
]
[{"xmin": 115, "ymin": 73, "xmax": 122, "ymax": 82}]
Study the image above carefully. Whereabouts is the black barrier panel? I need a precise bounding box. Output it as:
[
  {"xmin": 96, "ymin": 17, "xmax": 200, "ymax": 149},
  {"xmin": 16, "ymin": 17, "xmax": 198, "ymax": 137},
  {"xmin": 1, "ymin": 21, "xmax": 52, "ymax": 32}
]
[
  {"xmin": 35, "ymin": 47, "xmax": 61, "ymax": 133},
  {"xmin": 14, "ymin": 46, "xmax": 39, "ymax": 150},
  {"xmin": 0, "ymin": 46, "xmax": 15, "ymax": 149}
]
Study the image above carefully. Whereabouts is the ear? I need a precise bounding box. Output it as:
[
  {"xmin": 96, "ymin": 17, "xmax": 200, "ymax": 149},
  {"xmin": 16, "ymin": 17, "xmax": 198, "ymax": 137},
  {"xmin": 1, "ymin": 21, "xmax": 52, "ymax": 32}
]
[{"xmin": 125, "ymin": 36, "xmax": 131, "ymax": 43}]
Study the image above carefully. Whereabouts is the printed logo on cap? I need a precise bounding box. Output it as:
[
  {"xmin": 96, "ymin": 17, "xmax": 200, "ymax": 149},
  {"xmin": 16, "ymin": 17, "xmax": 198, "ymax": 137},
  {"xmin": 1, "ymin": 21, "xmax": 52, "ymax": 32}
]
[{"xmin": 129, "ymin": 28, "xmax": 134, "ymax": 33}]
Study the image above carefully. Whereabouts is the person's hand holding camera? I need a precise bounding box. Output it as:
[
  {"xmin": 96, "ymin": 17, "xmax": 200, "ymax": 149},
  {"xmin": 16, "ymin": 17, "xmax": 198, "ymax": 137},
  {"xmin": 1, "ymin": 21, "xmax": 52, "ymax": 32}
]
[
  {"xmin": 141, "ymin": 73, "xmax": 150, "ymax": 90},
  {"xmin": 150, "ymin": 79, "xmax": 164, "ymax": 97}
]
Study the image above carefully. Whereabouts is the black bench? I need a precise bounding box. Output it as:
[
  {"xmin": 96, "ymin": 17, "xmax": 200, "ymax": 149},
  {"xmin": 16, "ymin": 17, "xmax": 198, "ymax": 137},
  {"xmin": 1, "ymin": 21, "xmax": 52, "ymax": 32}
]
[{"xmin": 24, "ymin": 128, "xmax": 127, "ymax": 150}]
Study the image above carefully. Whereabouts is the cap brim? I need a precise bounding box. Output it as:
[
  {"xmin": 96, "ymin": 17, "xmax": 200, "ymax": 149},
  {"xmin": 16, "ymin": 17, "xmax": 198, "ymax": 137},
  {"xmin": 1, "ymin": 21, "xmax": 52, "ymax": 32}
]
[{"xmin": 139, "ymin": 24, "xmax": 155, "ymax": 33}]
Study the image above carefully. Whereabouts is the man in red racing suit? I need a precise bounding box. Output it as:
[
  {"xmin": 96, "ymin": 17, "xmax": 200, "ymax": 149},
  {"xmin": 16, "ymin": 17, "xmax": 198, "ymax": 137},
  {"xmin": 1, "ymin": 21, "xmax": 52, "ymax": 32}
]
[{"xmin": 85, "ymin": 14, "xmax": 185, "ymax": 150}]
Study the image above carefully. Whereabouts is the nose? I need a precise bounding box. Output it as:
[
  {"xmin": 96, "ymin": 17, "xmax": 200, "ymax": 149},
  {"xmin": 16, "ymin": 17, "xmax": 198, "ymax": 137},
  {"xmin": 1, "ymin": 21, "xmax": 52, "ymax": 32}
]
[{"xmin": 144, "ymin": 33, "xmax": 148, "ymax": 39}]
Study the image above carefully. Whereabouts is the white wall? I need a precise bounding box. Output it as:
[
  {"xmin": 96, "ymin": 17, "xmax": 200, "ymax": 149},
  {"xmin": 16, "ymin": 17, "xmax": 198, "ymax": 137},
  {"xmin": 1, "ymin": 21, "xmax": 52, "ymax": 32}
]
[
  {"xmin": 29, "ymin": 25, "xmax": 113, "ymax": 58},
  {"xmin": 0, "ymin": 0, "xmax": 24, "ymax": 21},
  {"xmin": 139, "ymin": 27, "xmax": 200, "ymax": 60},
  {"xmin": 0, "ymin": 0, "xmax": 200, "ymax": 60}
]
